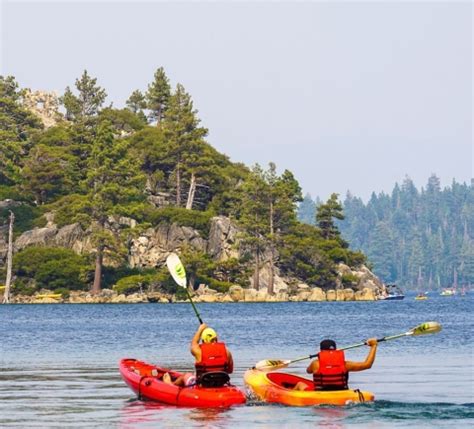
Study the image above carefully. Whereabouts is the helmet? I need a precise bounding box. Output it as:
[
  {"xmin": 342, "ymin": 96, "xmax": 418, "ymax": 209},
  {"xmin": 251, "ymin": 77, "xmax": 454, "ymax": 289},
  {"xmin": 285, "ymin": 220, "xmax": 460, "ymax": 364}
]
[{"xmin": 201, "ymin": 328, "xmax": 217, "ymax": 343}]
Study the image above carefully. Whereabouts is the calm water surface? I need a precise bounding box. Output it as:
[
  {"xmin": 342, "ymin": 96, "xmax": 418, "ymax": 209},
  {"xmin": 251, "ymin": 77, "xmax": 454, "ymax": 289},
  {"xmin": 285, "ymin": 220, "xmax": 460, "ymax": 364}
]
[{"xmin": 1, "ymin": 294, "xmax": 473, "ymax": 428}]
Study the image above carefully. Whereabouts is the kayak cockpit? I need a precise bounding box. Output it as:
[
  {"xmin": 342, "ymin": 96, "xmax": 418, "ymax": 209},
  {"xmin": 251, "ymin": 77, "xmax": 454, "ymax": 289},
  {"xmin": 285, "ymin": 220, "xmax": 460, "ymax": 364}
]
[{"xmin": 267, "ymin": 372, "xmax": 313, "ymax": 390}]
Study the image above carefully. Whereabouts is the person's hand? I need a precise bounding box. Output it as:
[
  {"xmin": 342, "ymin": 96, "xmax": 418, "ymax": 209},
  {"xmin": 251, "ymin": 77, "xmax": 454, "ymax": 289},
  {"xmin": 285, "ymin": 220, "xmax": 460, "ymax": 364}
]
[
  {"xmin": 366, "ymin": 338, "xmax": 378, "ymax": 347},
  {"xmin": 199, "ymin": 323, "xmax": 208, "ymax": 330}
]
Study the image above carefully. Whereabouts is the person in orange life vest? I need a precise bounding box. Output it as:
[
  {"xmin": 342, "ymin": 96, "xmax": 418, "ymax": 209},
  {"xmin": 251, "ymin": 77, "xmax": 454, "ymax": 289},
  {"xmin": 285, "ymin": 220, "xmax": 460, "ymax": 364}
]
[
  {"xmin": 293, "ymin": 338, "xmax": 378, "ymax": 391},
  {"xmin": 163, "ymin": 323, "xmax": 233, "ymax": 387}
]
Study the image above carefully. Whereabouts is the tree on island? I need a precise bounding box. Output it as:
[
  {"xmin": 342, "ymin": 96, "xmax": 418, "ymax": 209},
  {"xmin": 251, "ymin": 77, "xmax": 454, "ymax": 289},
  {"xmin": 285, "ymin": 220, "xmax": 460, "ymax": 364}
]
[
  {"xmin": 238, "ymin": 163, "xmax": 302, "ymax": 293},
  {"xmin": 145, "ymin": 67, "xmax": 171, "ymax": 125},
  {"xmin": 316, "ymin": 193, "xmax": 346, "ymax": 242},
  {"xmin": 0, "ymin": 75, "xmax": 43, "ymax": 186},
  {"xmin": 61, "ymin": 70, "xmax": 107, "ymax": 122},
  {"xmin": 161, "ymin": 83, "xmax": 208, "ymax": 207}
]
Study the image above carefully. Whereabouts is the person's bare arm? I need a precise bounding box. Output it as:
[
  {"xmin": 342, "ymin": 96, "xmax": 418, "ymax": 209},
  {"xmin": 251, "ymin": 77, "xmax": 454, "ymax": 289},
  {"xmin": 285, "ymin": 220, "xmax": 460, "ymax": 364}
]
[
  {"xmin": 190, "ymin": 323, "xmax": 207, "ymax": 361},
  {"xmin": 345, "ymin": 338, "xmax": 377, "ymax": 372},
  {"xmin": 306, "ymin": 359, "xmax": 319, "ymax": 374},
  {"xmin": 226, "ymin": 350, "xmax": 234, "ymax": 374}
]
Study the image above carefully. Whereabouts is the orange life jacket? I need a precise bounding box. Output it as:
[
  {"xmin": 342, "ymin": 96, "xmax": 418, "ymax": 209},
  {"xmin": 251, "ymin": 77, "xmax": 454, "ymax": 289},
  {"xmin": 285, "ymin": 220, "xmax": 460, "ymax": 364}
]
[
  {"xmin": 195, "ymin": 342, "xmax": 229, "ymax": 377},
  {"xmin": 313, "ymin": 350, "xmax": 349, "ymax": 391}
]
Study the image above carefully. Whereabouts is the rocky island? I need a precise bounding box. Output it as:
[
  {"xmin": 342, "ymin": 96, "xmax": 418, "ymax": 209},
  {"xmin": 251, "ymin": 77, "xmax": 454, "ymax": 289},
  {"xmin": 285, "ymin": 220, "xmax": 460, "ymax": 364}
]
[{"xmin": 1, "ymin": 70, "xmax": 385, "ymax": 303}]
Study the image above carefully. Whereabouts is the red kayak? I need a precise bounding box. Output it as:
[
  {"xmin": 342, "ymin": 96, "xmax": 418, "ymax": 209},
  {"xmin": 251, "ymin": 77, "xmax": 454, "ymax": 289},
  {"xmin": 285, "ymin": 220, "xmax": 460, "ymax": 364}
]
[{"xmin": 119, "ymin": 358, "xmax": 246, "ymax": 407}]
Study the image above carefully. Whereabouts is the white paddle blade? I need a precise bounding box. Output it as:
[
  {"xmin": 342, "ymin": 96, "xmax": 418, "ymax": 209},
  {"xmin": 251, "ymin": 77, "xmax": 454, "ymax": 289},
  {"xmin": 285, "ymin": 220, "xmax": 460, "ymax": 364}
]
[
  {"xmin": 254, "ymin": 359, "xmax": 289, "ymax": 371},
  {"xmin": 411, "ymin": 321, "xmax": 442, "ymax": 336},
  {"xmin": 166, "ymin": 253, "xmax": 187, "ymax": 288}
]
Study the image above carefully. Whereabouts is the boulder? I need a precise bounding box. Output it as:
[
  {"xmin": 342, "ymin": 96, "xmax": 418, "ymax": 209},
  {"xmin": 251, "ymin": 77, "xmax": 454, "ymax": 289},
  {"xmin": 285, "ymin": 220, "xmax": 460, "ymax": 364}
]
[
  {"xmin": 54, "ymin": 223, "xmax": 89, "ymax": 253},
  {"xmin": 326, "ymin": 290, "xmax": 337, "ymax": 301},
  {"xmin": 250, "ymin": 264, "xmax": 289, "ymax": 293},
  {"xmin": 207, "ymin": 216, "xmax": 241, "ymax": 261},
  {"xmin": 197, "ymin": 294, "xmax": 218, "ymax": 303},
  {"xmin": 296, "ymin": 290, "xmax": 311, "ymax": 301},
  {"xmin": 129, "ymin": 223, "xmax": 206, "ymax": 268},
  {"xmin": 355, "ymin": 288, "xmax": 376, "ymax": 301},
  {"xmin": 229, "ymin": 285, "xmax": 244, "ymax": 302},
  {"xmin": 221, "ymin": 294, "xmax": 234, "ymax": 303},
  {"xmin": 111, "ymin": 294, "xmax": 128, "ymax": 303},
  {"xmin": 256, "ymin": 287, "xmax": 269, "ymax": 302},
  {"xmin": 274, "ymin": 292, "xmax": 289, "ymax": 302},
  {"xmin": 336, "ymin": 290, "xmax": 346, "ymax": 301},
  {"xmin": 244, "ymin": 288, "xmax": 258, "ymax": 302},
  {"xmin": 15, "ymin": 226, "xmax": 58, "ymax": 250},
  {"xmin": 307, "ymin": 287, "xmax": 326, "ymax": 302},
  {"xmin": 343, "ymin": 288, "xmax": 355, "ymax": 301}
]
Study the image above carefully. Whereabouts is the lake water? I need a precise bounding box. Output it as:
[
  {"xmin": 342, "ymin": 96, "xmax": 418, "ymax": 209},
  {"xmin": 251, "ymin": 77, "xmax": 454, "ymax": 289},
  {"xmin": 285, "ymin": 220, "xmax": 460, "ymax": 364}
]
[{"xmin": 1, "ymin": 294, "xmax": 473, "ymax": 428}]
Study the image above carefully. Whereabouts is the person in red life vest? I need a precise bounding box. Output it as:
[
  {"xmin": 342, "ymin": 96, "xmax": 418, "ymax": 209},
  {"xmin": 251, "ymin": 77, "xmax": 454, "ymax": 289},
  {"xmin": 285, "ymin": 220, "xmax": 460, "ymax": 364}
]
[
  {"xmin": 163, "ymin": 323, "xmax": 234, "ymax": 387},
  {"xmin": 293, "ymin": 338, "xmax": 378, "ymax": 391}
]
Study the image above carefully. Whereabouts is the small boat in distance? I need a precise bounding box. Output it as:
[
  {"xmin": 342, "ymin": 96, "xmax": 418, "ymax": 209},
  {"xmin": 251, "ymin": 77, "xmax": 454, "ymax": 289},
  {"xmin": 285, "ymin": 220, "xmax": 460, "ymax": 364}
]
[
  {"xmin": 440, "ymin": 288, "xmax": 456, "ymax": 296},
  {"xmin": 415, "ymin": 292, "xmax": 428, "ymax": 300},
  {"xmin": 380, "ymin": 284, "xmax": 405, "ymax": 300}
]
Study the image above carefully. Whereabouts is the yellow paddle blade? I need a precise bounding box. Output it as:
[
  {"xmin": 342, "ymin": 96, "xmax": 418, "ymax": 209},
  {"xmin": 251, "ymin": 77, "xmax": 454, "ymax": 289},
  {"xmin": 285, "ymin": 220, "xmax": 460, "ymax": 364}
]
[
  {"xmin": 166, "ymin": 253, "xmax": 187, "ymax": 288},
  {"xmin": 254, "ymin": 359, "xmax": 288, "ymax": 371},
  {"xmin": 411, "ymin": 321, "xmax": 442, "ymax": 336}
]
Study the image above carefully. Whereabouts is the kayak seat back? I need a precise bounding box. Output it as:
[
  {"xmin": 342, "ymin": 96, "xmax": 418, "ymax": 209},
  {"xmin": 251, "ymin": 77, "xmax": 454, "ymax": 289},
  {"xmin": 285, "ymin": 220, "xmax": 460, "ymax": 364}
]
[{"xmin": 197, "ymin": 371, "xmax": 230, "ymax": 388}]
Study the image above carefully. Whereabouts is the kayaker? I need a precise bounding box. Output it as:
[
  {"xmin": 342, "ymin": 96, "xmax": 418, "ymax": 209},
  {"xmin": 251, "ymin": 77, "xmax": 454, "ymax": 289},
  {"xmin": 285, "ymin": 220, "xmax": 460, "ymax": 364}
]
[
  {"xmin": 294, "ymin": 338, "xmax": 378, "ymax": 391},
  {"xmin": 163, "ymin": 323, "xmax": 234, "ymax": 386}
]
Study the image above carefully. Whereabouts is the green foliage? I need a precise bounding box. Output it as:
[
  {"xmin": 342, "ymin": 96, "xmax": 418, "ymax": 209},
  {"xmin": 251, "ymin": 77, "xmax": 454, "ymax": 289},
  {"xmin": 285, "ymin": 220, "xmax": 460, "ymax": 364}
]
[
  {"xmin": 126, "ymin": 89, "xmax": 147, "ymax": 116},
  {"xmin": 316, "ymin": 193, "xmax": 346, "ymax": 242},
  {"xmin": 339, "ymin": 175, "xmax": 474, "ymax": 288},
  {"xmin": 341, "ymin": 273, "xmax": 358, "ymax": 287},
  {"xmin": 0, "ymin": 75, "xmax": 43, "ymax": 185},
  {"xmin": 12, "ymin": 278, "xmax": 36, "ymax": 296},
  {"xmin": 145, "ymin": 67, "xmax": 171, "ymax": 124},
  {"xmin": 113, "ymin": 274, "xmax": 154, "ymax": 295},
  {"xmin": 13, "ymin": 247, "xmax": 91, "ymax": 291},
  {"xmin": 0, "ymin": 204, "xmax": 44, "ymax": 234},
  {"xmin": 0, "ymin": 185, "xmax": 27, "ymax": 201},
  {"xmin": 99, "ymin": 108, "xmax": 146, "ymax": 133},
  {"xmin": 279, "ymin": 223, "xmax": 338, "ymax": 288},
  {"xmin": 60, "ymin": 70, "xmax": 107, "ymax": 121},
  {"xmin": 54, "ymin": 287, "xmax": 70, "ymax": 299},
  {"xmin": 130, "ymin": 206, "xmax": 213, "ymax": 238},
  {"xmin": 298, "ymin": 193, "xmax": 318, "ymax": 225}
]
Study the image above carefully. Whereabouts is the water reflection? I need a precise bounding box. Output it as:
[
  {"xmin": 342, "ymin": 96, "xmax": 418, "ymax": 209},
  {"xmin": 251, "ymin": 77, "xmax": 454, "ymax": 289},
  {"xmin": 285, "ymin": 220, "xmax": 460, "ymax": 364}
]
[
  {"xmin": 119, "ymin": 399, "xmax": 234, "ymax": 428},
  {"xmin": 119, "ymin": 400, "xmax": 169, "ymax": 428}
]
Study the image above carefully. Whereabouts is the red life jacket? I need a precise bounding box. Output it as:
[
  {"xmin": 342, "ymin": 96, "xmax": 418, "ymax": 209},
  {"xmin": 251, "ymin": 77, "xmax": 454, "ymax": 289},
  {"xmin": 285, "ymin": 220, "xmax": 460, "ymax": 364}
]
[
  {"xmin": 195, "ymin": 342, "xmax": 229, "ymax": 377},
  {"xmin": 313, "ymin": 350, "xmax": 349, "ymax": 391}
]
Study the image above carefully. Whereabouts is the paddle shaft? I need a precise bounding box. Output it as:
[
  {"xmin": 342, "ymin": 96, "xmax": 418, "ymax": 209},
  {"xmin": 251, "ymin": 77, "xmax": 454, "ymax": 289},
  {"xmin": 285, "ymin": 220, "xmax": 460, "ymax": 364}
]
[
  {"xmin": 185, "ymin": 288, "xmax": 203, "ymax": 324},
  {"xmin": 286, "ymin": 333, "xmax": 407, "ymax": 365}
]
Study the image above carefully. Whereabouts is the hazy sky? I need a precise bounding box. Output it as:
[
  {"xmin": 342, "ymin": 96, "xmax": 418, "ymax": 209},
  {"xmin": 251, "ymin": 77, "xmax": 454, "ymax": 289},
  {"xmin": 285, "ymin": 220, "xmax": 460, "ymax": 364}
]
[{"xmin": 1, "ymin": 0, "xmax": 472, "ymax": 201}]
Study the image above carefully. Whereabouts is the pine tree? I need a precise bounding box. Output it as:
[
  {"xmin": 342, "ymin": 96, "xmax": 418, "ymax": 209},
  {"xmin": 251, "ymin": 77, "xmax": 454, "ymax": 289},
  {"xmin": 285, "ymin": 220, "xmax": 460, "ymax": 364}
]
[
  {"xmin": 145, "ymin": 67, "xmax": 171, "ymax": 124},
  {"xmin": 126, "ymin": 89, "xmax": 147, "ymax": 122},
  {"xmin": 82, "ymin": 120, "xmax": 145, "ymax": 294},
  {"xmin": 162, "ymin": 83, "xmax": 207, "ymax": 206},
  {"xmin": 316, "ymin": 193, "xmax": 346, "ymax": 242},
  {"xmin": 60, "ymin": 70, "xmax": 107, "ymax": 122},
  {"xmin": 298, "ymin": 193, "xmax": 316, "ymax": 225},
  {"xmin": 0, "ymin": 75, "xmax": 43, "ymax": 185}
]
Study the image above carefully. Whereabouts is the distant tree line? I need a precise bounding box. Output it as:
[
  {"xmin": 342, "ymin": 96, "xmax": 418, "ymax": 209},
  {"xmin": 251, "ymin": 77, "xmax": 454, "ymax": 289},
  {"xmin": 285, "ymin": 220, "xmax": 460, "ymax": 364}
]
[
  {"xmin": 298, "ymin": 176, "xmax": 474, "ymax": 289},
  {"xmin": 0, "ymin": 70, "xmax": 365, "ymax": 297}
]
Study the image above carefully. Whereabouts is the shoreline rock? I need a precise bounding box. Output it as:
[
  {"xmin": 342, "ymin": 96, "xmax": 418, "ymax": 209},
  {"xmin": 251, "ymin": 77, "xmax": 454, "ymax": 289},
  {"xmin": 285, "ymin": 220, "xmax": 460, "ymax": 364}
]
[{"xmin": 5, "ymin": 286, "xmax": 380, "ymax": 304}]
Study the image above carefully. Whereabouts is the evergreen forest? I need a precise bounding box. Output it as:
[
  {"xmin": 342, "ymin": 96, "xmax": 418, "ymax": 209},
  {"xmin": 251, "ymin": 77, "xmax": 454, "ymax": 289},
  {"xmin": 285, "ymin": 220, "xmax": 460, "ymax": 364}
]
[{"xmin": 298, "ymin": 176, "xmax": 474, "ymax": 290}]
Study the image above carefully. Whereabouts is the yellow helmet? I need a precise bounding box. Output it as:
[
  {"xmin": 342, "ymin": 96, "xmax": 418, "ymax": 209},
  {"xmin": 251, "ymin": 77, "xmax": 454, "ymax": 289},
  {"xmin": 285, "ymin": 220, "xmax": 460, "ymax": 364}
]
[{"xmin": 201, "ymin": 328, "xmax": 217, "ymax": 343}]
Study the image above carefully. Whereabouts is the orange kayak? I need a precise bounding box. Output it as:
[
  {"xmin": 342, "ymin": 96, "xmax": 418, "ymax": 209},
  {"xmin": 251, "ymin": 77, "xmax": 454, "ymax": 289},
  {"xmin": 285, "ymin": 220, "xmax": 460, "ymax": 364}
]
[
  {"xmin": 244, "ymin": 369, "xmax": 374, "ymax": 406},
  {"xmin": 120, "ymin": 358, "xmax": 246, "ymax": 407}
]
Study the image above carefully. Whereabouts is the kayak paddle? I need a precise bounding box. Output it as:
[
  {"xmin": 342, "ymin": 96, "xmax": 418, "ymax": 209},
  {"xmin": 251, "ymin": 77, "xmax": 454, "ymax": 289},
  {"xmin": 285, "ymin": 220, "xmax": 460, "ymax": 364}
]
[
  {"xmin": 254, "ymin": 321, "xmax": 442, "ymax": 371},
  {"xmin": 166, "ymin": 253, "xmax": 203, "ymax": 324}
]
